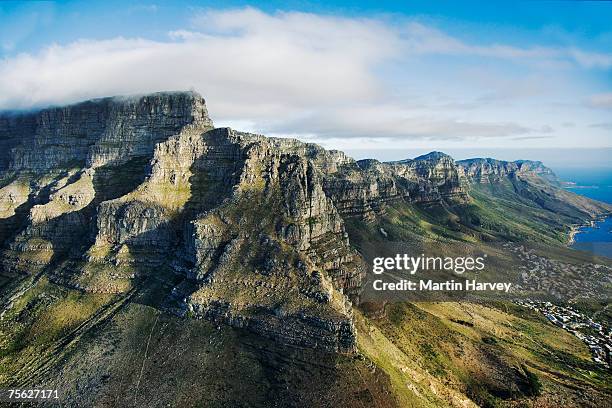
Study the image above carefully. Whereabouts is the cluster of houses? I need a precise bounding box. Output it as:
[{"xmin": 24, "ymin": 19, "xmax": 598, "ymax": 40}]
[{"xmin": 516, "ymin": 299, "xmax": 611, "ymax": 368}]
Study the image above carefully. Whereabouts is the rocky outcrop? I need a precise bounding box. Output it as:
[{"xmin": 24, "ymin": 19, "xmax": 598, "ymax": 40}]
[
  {"xmin": 0, "ymin": 178, "xmax": 30, "ymax": 219},
  {"xmin": 457, "ymin": 158, "xmax": 558, "ymax": 184},
  {"xmin": 0, "ymin": 92, "xmax": 213, "ymax": 277},
  {"xmin": 389, "ymin": 151, "xmax": 468, "ymax": 202},
  {"xmin": 1, "ymin": 91, "xmax": 213, "ymax": 171},
  {"xmin": 188, "ymin": 300, "xmax": 356, "ymax": 353},
  {"xmin": 162, "ymin": 128, "xmax": 363, "ymax": 352},
  {"xmin": 49, "ymin": 120, "xmax": 364, "ymax": 352},
  {"xmin": 320, "ymin": 151, "xmax": 468, "ymax": 220},
  {"xmin": 321, "ymin": 160, "xmax": 404, "ymax": 219}
]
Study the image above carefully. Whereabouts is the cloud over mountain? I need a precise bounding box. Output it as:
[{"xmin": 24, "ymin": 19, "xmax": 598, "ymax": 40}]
[{"xmin": 0, "ymin": 7, "xmax": 610, "ymax": 148}]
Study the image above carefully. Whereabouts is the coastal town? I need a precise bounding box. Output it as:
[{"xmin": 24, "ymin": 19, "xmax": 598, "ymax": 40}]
[
  {"xmin": 502, "ymin": 242, "xmax": 612, "ymax": 367},
  {"xmin": 515, "ymin": 299, "xmax": 611, "ymax": 368}
]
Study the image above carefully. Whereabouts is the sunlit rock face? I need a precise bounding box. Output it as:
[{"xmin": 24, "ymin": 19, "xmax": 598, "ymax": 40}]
[{"xmin": 320, "ymin": 151, "xmax": 469, "ymax": 221}]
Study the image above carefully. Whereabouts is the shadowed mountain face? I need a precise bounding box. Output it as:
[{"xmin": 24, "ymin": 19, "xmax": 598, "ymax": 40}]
[{"xmin": 1, "ymin": 92, "xmax": 610, "ymax": 407}]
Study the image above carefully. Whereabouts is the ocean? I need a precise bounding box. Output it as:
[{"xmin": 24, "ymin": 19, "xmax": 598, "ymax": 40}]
[{"xmin": 553, "ymin": 168, "xmax": 612, "ymax": 259}]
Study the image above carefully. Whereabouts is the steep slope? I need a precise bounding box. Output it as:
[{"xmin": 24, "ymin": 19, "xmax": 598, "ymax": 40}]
[
  {"xmin": 321, "ymin": 151, "xmax": 468, "ymax": 221},
  {"xmin": 0, "ymin": 93, "xmax": 366, "ymax": 353},
  {"xmin": 456, "ymin": 158, "xmax": 611, "ymax": 243}
]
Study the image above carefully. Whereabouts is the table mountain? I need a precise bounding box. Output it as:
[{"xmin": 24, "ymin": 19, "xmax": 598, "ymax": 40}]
[{"xmin": 1, "ymin": 92, "xmax": 610, "ymax": 407}]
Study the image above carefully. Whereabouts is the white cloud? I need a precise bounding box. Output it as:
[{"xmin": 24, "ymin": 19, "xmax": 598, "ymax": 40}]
[
  {"xmin": 400, "ymin": 22, "xmax": 612, "ymax": 69},
  {"xmin": 262, "ymin": 104, "xmax": 542, "ymax": 140},
  {"xmin": 0, "ymin": 7, "xmax": 609, "ymax": 148},
  {"xmin": 588, "ymin": 93, "xmax": 612, "ymax": 109},
  {"xmin": 0, "ymin": 9, "xmax": 393, "ymax": 115}
]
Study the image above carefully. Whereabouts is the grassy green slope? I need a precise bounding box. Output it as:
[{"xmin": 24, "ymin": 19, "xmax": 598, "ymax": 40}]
[
  {"xmin": 0, "ymin": 275, "xmax": 400, "ymax": 407},
  {"xmin": 358, "ymin": 302, "xmax": 610, "ymax": 408},
  {"xmin": 347, "ymin": 173, "xmax": 611, "ymax": 407}
]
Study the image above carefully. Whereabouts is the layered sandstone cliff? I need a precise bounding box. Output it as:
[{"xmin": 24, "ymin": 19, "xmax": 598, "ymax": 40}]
[
  {"xmin": 457, "ymin": 157, "xmax": 558, "ymax": 184},
  {"xmin": 2, "ymin": 91, "xmax": 607, "ymax": 354},
  {"xmin": 0, "ymin": 93, "xmax": 365, "ymax": 352}
]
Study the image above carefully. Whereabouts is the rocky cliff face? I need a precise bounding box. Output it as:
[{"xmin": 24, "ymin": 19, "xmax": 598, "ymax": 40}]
[
  {"xmin": 457, "ymin": 157, "xmax": 558, "ymax": 184},
  {"xmin": 3, "ymin": 91, "xmax": 604, "ymax": 354},
  {"xmin": 0, "ymin": 93, "xmax": 367, "ymax": 353},
  {"xmin": 320, "ymin": 151, "xmax": 469, "ymax": 221},
  {"xmin": 390, "ymin": 151, "xmax": 469, "ymax": 202},
  {"xmin": 0, "ymin": 91, "xmax": 212, "ymax": 171}
]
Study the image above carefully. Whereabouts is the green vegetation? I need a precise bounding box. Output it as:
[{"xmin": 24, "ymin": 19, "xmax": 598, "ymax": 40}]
[
  {"xmin": 357, "ymin": 301, "xmax": 610, "ymax": 407},
  {"xmin": 520, "ymin": 365, "xmax": 542, "ymax": 397},
  {"xmin": 0, "ymin": 278, "xmax": 114, "ymax": 383}
]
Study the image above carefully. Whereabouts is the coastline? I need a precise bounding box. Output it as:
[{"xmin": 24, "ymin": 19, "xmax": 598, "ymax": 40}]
[
  {"xmin": 567, "ymin": 225, "xmax": 580, "ymax": 246},
  {"xmin": 567, "ymin": 219, "xmax": 596, "ymax": 246},
  {"xmin": 567, "ymin": 213, "xmax": 611, "ymax": 247}
]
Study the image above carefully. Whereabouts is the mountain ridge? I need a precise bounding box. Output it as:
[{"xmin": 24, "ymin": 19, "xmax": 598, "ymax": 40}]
[
  {"xmin": 1, "ymin": 91, "xmax": 611, "ymax": 407},
  {"xmin": 0, "ymin": 90, "xmax": 570, "ymax": 179},
  {"xmin": 1, "ymin": 92, "xmax": 610, "ymax": 353}
]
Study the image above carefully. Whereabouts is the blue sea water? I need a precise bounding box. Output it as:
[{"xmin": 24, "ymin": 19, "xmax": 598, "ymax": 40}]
[{"xmin": 553, "ymin": 168, "xmax": 612, "ymax": 258}]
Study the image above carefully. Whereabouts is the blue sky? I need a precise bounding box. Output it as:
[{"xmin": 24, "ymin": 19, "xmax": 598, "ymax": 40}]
[{"xmin": 1, "ymin": 1, "xmax": 611, "ymax": 165}]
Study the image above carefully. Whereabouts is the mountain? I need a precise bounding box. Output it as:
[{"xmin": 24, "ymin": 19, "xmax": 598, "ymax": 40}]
[
  {"xmin": 457, "ymin": 157, "xmax": 558, "ymax": 183},
  {"xmin": 1, "ymin": 92, "xmax": 610, "ymax": 407}
]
